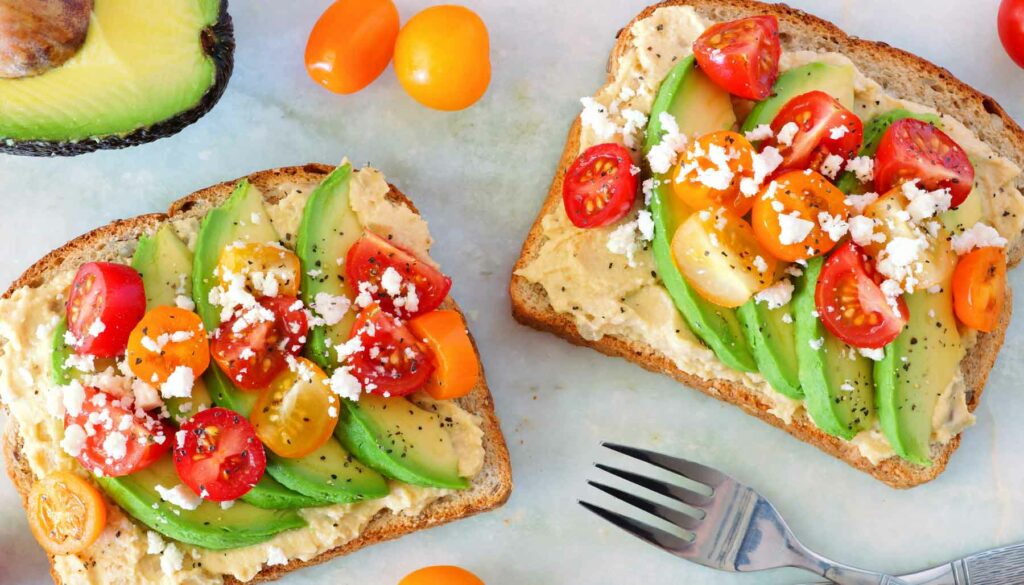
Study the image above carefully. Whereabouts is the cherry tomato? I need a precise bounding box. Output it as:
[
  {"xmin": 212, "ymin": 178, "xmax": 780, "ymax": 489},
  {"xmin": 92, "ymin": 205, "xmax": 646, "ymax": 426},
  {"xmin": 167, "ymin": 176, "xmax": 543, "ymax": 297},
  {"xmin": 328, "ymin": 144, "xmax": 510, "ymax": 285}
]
[
  {"xmin": 693, "ymin": 16, "xmax": 780, "ymax": 100},
  {"xmin": 210, "ymin": 296, "xmax": 308, "ymax": 390},
  {"xmin": 126, "ymin": 306, "xmax": 210, "ymax": 389},
  {"xmin": 670, "ymin": 207, "xmax": 777, "ymax": 308},
  {"xmin": 875, "ymin": 118, "xmax": 975, "ymax": 208},
  {"xmin": 953, "ymin": 247, "xmax": 1007, "ymax": 332},
  {"xmin": 769, "ymin": 91, "xmax": 863, "ymax": 172},
  {"xmin": 27, "ymin": 472, "xmax": 106, "ymax": 555},
  {"xmin": 670, "ymin": 131, "xmax": 756, "ymax": 216},
  {"xmin": 347, "ymin": 303, "xmax": 433, "ymax": 396},
  {"xmin": 999, "ymin": 0, "xmax": 1024, "ymax": 68},
  {"xmin": 174, "ymin": 407, "xmax": 266, "ymax": 501},
  {"xmin": 65, "ymin": 262, "xmax": 146, "ymax": 357},
  {"xmin": 751, "ymin": 170, "xmax": 849, "ymax": 262},
  {"xmin": 346, "ymin": 231, "xmax": 452, "ymax": 317},
  {"xmin": 218, "ymin": 242, "xmax": 301, "ymax": 298},
  {"xmin": 305, "ymin": 0, "xmax": 400, "ymax": 94},
  {"xmin": 394, "ymin": 5, "xmax": 490, "ymax": 110},
  {"xmin": 562, "ymin": 143, "xmax": 638, "ymax": 229},
  {"xmin": 815, "ymin": 242, "xmax": 909, "ymax": 348},
  {"xmin": 64, "ymin": 387, "xmax": 172, "ymax": 477},
  {"xmin": 399, "ymin": 565, "xmax": 484, "ymax": 585},
  {"xmin": 408, "ymin": 310, "xmax": 480, "ymax": 400},
  {"xmin": 250, "ymin": 358, "xmax": 339, "ymax": 458}
]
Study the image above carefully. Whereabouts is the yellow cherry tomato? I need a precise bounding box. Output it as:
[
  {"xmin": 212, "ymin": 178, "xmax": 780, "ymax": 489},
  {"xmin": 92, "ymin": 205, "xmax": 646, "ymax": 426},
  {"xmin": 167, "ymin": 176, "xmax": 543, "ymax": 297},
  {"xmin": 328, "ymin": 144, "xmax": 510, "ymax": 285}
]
[
  {"xmin": 671, "ymin": 131, "xmax": 756, "ymax": 217},
  {"xmin": 28, "ymin": 472, "xmax": 107, "ymax": 555},
  {"xmin": 126, "ymin": 306, "xmax": 210, "ymax": 387},
  {"xmin": 399, "ymin": 565, "xmax": 485, "ymax": 585},
  {"xmin": 394, "ymin": 5, "xmax": 491, "ymax": 111},
  {"xmin": 250, "ymin": 357, "xmax": 339, "ymax": 458},
  {"xmin": 305, "ymin": 0, "xmax": 400, "ymax": 94},
  {"xmin": 217, "ymin": 242, "xmax": 301, "ymax": 298}
]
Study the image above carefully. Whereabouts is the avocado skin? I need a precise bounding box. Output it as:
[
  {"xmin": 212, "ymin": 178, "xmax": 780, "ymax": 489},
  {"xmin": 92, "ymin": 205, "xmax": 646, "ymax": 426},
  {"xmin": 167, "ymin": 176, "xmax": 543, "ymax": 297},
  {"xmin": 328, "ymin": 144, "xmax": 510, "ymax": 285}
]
[
  {"xmin": 737, "ymin": 301, "xmax": 802, "ymax": 399},
  {"xmin": 0, "ymin": 0, "xmax": 234, "ymax": 157}
]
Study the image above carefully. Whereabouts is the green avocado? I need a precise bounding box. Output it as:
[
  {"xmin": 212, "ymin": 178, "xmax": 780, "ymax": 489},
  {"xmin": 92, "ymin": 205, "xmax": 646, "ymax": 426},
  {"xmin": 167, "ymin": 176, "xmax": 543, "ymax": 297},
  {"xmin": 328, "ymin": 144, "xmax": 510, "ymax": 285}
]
[
  {"xmin": 737, "ymin": 301, "xmax": 802, "ymax": 399},
  {"xmin": 793, "ymin": 258, "xmax": 875, "ymax": 439},
  {"xmin": 0, "ymin": 0, "xmax": 234, "ymax": 157},
  {"xmin": 643, "ymin": 55, "xmax": 756, "ymax": 373},
  {"xmin": 835, "ymin": 109, "xmax": 942, "ymax": 194},
  {"xmin": 741, "ymin": 62, "xmax": 855, "ymax": 133},
  {"xmin": 875, "ymin": 283, "xmax": 964, "ymax": 466},
  {"xmin": 131, "ymin": 224, "xmax": 194, "ymax": 310},
  {"xmin": 335, "ymin": 394, "xmax": 468, "ymax": 489}
]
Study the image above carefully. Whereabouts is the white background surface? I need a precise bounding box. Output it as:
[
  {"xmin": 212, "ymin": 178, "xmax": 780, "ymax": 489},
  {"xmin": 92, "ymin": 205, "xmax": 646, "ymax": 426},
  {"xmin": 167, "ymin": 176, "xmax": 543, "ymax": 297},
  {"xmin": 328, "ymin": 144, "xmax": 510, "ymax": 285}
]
[{"xmin": 2, "ymin": 0, "xmax": 1024, "ymax": 583}]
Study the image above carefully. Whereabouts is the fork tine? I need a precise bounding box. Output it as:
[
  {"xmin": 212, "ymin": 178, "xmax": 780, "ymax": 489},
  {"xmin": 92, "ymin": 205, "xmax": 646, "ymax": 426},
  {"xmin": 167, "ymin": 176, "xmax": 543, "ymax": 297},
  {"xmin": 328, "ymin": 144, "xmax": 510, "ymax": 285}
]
[
  {"xmin": 602, "ymin": 443, "xmax": 729, "ymax": 488},
  {"xmin": 579, "ymin": 500, "xmax": 693, "ymax": 553},
  {"xmin": 588, "ymin": 480, "xmax": 703, "ymax": 530},
  {"xmin": 596, "ymin": 463, "xmax": 713, "ymax": 508}
]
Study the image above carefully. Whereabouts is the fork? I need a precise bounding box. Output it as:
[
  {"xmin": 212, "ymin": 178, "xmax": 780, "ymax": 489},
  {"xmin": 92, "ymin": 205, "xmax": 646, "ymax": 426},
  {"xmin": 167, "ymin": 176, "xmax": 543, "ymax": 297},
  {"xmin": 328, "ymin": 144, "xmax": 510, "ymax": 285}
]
[{"xmin": 581, "ymin": 443, "xmax": 907, "ymax": 585}]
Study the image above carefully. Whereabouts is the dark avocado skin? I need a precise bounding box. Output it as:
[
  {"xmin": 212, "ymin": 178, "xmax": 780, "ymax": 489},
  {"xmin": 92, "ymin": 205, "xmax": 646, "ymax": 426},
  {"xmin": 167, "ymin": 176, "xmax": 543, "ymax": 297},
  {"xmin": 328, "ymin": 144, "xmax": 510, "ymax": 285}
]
[{"xmin": 0, "ymin": 0, "xmax": 234, "ymax": 156}]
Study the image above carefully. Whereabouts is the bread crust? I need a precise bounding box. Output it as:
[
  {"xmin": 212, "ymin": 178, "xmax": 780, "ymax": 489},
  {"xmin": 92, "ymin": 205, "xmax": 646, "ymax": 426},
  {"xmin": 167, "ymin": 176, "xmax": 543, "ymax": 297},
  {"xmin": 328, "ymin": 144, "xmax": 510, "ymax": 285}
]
[
  {"xmin": 1, "ymin": 163, "xmax": 512, "ymax": 583},
  {"xmin": 510, "ymin": 0, "xmax": 1024, "ymax": 488}
]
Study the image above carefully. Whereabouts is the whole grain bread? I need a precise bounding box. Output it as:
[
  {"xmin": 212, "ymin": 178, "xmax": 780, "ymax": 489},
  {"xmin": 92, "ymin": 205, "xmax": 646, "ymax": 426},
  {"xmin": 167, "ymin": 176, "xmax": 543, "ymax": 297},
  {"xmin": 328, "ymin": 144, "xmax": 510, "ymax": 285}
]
[
  {"xmin": 1, "ymin": 163, "xmax": 512, "ymax": 583},
  {"xmin": 510, "ymin": 0, "xmax": 1024, "ymax": 488}
]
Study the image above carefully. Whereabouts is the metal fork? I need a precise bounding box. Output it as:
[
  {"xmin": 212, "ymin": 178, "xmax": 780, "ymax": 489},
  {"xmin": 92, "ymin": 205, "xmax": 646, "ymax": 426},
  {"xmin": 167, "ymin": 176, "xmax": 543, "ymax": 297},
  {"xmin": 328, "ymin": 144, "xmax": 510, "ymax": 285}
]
[{"xmin": 581, "ymin": 443, "xmax": 908, "ymax": 585}]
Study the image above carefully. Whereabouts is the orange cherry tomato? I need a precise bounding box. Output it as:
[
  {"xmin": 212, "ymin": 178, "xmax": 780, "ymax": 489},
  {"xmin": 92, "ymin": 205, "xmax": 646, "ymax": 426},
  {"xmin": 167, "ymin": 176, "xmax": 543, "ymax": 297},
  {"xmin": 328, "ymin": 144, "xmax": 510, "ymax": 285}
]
[
  {"xmin": 953, "ymin": 247, "xmax": 1007, "ymax": 332},
  {"xmin": 399, "ymin": 565, "xmax": 484, "ymax": 585},
  {"xmin": 250, "ymin": 358, "xmax": 339, "ymax": 458},
  {"xmin": 751, "ymin": 170, "xmax": 849, "ymax": 262},
  {"xmin": 394, "ymin": 5, "xmax": 490, "ymax": 111},
  {"xmin": 305, "ymin": 0, "xmax": 400, "ymax": 94},
  {"xmin": 28, "ymin": 472, "xmax": 107, "ymax": 555},
  {"xmin": 670, "ymin": 131, "xmax": 756, "ymax": 217},
  {"xmin": 217, "ymin": 243, "xmax": 301, "ymax": 298},
  {"xmin": 408, "ymin": 310, "xmax": 480, "ymax": 400},
  {"xmin": 126, "ymin": 306, "xmax": 210, "ymax": 388}
]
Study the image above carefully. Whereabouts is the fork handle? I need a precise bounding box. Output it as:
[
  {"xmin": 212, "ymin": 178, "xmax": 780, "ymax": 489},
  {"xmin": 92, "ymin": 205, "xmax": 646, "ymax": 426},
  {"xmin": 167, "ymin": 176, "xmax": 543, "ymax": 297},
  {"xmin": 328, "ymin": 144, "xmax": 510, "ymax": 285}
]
[{"xmin": 794, "ymin": 549, "xmax": 911, "ymax": 585}]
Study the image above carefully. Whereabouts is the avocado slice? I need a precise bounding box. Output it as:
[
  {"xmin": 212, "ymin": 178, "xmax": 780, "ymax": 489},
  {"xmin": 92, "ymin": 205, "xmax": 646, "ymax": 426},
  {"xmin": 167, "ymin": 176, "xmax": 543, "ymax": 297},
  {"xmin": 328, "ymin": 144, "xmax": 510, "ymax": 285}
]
[
  {"xmin": 741, "ymin": 62, "xmax": 855, "ymax": 133},
  {"xmin": 0, "ymin": 0, "xmax": 234, "ymax": 156},
  {"xmin": 643, "ymin": 55, "xmax": 756, "ymax": 373},
  {"xmin": 335, "ymin": 394, "xmax": 468, "ymax": 489},
  {"xmin": 793, "ymin": 258, "xmax": 875, "ymax": 439},
  {"xmin": 737, "ymin": 301, "xmax": 802, "ymax": 399},
  {"xmin": 875, "ymin": 283, "xmax": 964, "ymax": 466},
  {"xmin": 295, "ymin": 163, "xmax": 362, "ymax": 370},
  {"xmin": 835, "ymin": 109, "xmax": 942, "ymax": 193},
  {"xmin": 131, "ymin": 224, "xmax": 194, "ymax": 310}
]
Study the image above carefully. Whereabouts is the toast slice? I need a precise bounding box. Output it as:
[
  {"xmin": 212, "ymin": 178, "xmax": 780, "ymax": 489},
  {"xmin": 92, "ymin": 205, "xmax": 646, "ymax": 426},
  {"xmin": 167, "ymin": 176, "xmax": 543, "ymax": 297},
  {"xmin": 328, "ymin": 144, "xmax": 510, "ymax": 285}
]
[
  {"xmin": 1, "ymin": 163, "xmax": 512, "ymax": 584},
  {"xmin": 510, "ymin": 0, "xmax": 1024, "ymax": 488}
]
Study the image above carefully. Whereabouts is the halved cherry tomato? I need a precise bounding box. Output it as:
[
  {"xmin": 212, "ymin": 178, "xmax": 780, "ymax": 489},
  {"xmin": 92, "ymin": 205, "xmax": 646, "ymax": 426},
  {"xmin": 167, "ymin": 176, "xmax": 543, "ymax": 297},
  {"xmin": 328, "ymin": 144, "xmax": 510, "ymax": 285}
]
[
  {"xmin": 670, "ymin": 207, "xmax": 777, "ymax": 308},
  {"xmin": 670, "ymin": 131, "xmax": 756, "ymax": 216},
  {"xmin": 769, "ymin": 91, "xmax": 863, "ymax": 172},
  {"xmin": 1000, "ymin": 0, "xmax": 1024, "ymax": 68},
  {"xmin": 27, "ymin": 472, "xmax": 106, "ymax": 555},
  {"xmin": 408, "ymin": 310, "xmax": 480, "ymax": 400},
  {"xmin": 210, "ymin": 296, "xmax": 308, "ymax": 390},
  {"xmin": 174, "ymin": 407, "xmax": 266, "ymax": 501},
  {"xmin": 815, "ymin": 242, "xmax": 909, "ymax": 348},
  {"xmin": 400, "ymin": 565, "xmax": 484, "ymax": 585},
  {"xmin": 875, "ymin": 118, "xmax": 975, "ymax": 208},
  {"xmin": 693, "ymin": 16, "xmax": 780, "ymax": 100},
  {"xmin": 751, "ymin": 170, "xmax": 849, "ymax": 262},
  {"xmin": 953, "ymin": 247, "xmax": 1007, "ymax": 332},
  {"xmin": 347, "ymin": 303, "xmax": 433, "ymax": 396},
  {"xmin": 217, "ymin": 243, "xmax": 301, "ymax": 298},
  {"xmin": 563, "ymin": 143, "xmax": 638, "ymax": 229},
  {"xmin": 66, "ymin": 262, "xmax": 146, "ymax": 357},
  {"xmin": 346, "ymin": 232, "xmax": 452, "ymax": 317},
  {"xmin": 126, "ymin": 306, "xmax": 210, "ymax": 389},
  {"xmin": 250, "ymin": 358, "xmax": 339, "ymax": 458},
  {"xmin": 305, "ymin": 0, "xmax": 400, "ymax": 95},
  {"xmin": 64, "ymin": 387, "xmax": 172, "ymax": 477}
]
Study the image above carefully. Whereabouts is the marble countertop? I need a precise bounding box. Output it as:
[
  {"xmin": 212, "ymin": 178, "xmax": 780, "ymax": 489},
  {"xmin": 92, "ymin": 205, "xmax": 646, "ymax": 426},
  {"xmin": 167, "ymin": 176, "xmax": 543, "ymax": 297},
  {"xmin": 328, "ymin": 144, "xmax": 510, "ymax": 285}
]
[{"xmin": 2, "ymin": 0, "xmax": 1024, "ymax": 583}]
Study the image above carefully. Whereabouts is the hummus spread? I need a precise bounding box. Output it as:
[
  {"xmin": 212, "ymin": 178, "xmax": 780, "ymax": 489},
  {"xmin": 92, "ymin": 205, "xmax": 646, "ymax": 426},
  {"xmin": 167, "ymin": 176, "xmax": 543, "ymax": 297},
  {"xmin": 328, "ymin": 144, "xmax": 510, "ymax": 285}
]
[
  {"xmin": 516, "ymin": 6, "xmax": 1023, "ymax": 461},
  {"xmin": 0, "ymin": 166, "xmax": 485, "ymax": 584}
]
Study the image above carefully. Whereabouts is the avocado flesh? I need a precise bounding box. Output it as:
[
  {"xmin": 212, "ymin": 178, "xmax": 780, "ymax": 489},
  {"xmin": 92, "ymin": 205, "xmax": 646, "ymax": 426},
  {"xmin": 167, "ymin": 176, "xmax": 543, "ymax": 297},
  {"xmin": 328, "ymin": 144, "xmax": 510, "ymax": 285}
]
[
  {"xmin": 132, "ymin": 224, "xmax": 194, "ymax": 310},
  {"xmin": 875, "ymin": 283, "xmax": 964, "ymax": 466},
  {"xmin": 793, "ymin": 258, "xmax": 875, "ymax": 439},
  {"xmin": 835, "ymin": 109, "xmax": 942, "ymax": 194},
  {"xmin": 0, "ymin": 0, "xmax": 232, "ymax": 153},
  {"xmin": 741, "ymin": 62, "xmax": 855, "ymax": 133},
  {"xmin": 335, "ymin": 394, "xmax": 467, "ymax": 489},
  {"xmin": 644, "ymin": 55, "xmax": 756, "ymax": 373}
]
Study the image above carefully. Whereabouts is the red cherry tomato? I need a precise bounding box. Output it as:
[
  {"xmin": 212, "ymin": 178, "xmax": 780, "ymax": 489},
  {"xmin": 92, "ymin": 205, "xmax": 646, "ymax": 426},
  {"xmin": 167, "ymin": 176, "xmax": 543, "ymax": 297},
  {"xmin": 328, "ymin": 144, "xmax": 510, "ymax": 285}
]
[
  {"xmin": 304, "ymin": 0, "xmax": 400, "ymax": 94},
  {"xmin": 814, "ymin": 242, "xmax": 909, "ymax": 349},
  {"xmin": 173, "ymin": 407, "xmax": 266, "ymax": 501},
  {"xmin": 210, "ymin": 296, "xmax": 308, "ymax": 390},
  {"xmin": 693, "ymin": 16, "xmax": 780, "ymax": 100},
  {"xmin": 346, "ymin": 231, "xmax": 452, "ymax": 317},
  {"xmin": 64, "ymin": 387, "xmax": 172, "ymax": 477},
  {"xmin": 769, "ymin": 91, "xmax": 863, "ymax": 172},
  {"xmin": 952, "ymin": 247, "xmax": 1007, "ymax": 332},
  {"xmin": 874, "ymin": 118, "xmax": 975, "ymax": 208},
  {"xmin": 65, "ymin": 262, "xmax": 146, "ymax": 357},
  {"xmin": 562, "ymin": 143, "xmax": 637, "ymax": 229},
  {"xmin": 347, "ymin": 303, "xmax": 433, "ymax": 396},
  {"xmin": 999, "ymin": 0, "xmax": 1024, "ymax": 68}
]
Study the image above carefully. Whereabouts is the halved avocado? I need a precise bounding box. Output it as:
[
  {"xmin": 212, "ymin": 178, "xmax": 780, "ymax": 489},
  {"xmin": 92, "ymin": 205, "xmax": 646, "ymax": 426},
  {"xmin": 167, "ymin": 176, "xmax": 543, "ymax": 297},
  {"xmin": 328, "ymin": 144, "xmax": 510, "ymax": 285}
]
[{"xmin": 0, "ymin": 0, "xmax": 234, "ymax": 156}]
